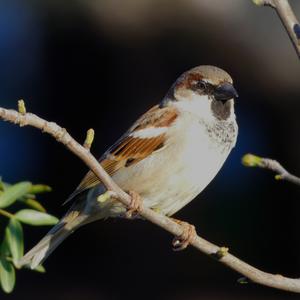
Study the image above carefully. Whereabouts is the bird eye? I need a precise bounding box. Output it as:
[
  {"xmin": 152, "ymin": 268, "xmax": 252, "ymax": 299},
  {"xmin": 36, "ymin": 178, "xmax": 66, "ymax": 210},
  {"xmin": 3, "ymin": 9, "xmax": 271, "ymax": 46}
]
[{"xmin": 197, "ymin": 80, "xmax": 207, "ymax": 90}]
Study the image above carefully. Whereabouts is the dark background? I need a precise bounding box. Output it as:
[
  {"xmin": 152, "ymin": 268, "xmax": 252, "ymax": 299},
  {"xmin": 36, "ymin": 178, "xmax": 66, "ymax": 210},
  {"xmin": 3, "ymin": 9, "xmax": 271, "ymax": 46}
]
[{"xmin": 0, "ymin": 0, "xmax": 300, "ymax": 299}]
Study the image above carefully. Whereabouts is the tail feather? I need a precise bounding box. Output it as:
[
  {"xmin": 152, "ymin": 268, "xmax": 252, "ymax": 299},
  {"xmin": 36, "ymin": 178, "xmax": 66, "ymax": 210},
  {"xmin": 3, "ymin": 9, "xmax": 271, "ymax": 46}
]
[{"xmin": 19, "ymin": 210, "xmax": 88, "ymax": 270}]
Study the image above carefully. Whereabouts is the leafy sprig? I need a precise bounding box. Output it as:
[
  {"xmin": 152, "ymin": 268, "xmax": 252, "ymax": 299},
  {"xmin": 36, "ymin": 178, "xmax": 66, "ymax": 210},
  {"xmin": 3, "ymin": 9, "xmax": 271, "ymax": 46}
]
[{"xmin": 0, "ymin": 179, "xmax": 57, "ymax": 293}]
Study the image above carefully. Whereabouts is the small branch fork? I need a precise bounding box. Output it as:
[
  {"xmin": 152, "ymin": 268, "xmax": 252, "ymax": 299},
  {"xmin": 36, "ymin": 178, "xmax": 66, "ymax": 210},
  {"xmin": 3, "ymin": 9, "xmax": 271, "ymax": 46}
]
[
  {"xmin": 1, "ymin": 101, "xmax": 300, "ymax": 293},
  {"xmin": 242, "ymin": 153, "xmax": 300, "ymax": 186},
  {"xmin": 253, "ymin": 0, "xmax": 300, "ymax": 59}
]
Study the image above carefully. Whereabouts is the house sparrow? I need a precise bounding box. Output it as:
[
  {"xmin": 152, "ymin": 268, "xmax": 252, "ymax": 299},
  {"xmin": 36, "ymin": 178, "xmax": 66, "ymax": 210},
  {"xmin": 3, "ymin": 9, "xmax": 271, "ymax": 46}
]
[{"xmin": 19, "ymin": 65, "xmax": 238, "ymax": 269}]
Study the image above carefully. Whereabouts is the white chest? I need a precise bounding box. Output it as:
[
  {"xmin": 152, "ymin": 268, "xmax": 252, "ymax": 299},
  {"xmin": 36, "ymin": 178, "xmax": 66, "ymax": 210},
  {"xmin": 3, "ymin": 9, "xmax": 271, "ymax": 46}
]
[{"xmin": 112, "ymin": 113, "xmax": 237, "ymax": 216}]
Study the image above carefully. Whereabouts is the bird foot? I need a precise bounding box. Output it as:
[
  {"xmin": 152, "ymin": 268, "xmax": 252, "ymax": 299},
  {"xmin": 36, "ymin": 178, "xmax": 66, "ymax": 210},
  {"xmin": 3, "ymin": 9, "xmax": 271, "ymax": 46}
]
[
  {"xmin": 171, "ymin": 219, "xmax": 197, "ymax": 251},
  {"xmin": 125, "ymin": 190, "xmax": 143, "ymax": 219}
]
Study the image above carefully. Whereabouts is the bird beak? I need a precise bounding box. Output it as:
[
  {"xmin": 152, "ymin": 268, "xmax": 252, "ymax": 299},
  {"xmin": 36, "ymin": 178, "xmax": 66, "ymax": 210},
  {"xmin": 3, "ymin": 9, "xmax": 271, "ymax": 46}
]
[{"xmin": 214, "ymin": 83, "xmax": 239, "ymax": 102}]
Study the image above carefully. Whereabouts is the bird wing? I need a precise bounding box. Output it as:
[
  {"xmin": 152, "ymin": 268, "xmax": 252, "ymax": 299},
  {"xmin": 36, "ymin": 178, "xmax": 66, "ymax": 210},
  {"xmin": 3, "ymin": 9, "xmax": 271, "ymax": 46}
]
[{"xmin": 64, "ymin": 104, "xmax": 178, "ymax": 203}]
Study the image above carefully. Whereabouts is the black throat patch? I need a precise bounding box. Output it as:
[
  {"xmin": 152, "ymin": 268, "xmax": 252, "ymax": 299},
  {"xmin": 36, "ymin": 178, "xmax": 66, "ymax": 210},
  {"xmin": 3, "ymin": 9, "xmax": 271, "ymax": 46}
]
[{"xmin": 211, "ymin": 99, "xmax": 232, "ymax": 121}]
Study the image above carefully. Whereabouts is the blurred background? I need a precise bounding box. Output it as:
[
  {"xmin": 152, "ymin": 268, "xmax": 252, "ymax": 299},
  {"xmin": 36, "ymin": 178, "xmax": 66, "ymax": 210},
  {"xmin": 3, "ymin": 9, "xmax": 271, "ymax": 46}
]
[{"xmin": 0, "ymin": 0, "xmax": 300, "ymax": 299}]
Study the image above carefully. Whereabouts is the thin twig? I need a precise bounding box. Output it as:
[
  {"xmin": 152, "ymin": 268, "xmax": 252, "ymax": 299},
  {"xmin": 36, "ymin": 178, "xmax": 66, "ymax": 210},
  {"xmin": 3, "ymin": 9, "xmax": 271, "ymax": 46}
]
[
  {"xmin": 253, "ymin": 0, "xmax": 300, "ymax": 59},
  {"xmin": 1, "ymin": 104, "xmax": 300, "ymax": 293},
  {"xmin": 242, "ymin": 153, "xmax": 300, "ymax": 186}
]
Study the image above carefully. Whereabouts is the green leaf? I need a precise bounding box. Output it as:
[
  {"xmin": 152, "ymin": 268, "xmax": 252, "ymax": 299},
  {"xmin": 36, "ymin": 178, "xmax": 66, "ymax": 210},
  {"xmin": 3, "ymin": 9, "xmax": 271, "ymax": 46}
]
[
  {"xmin": 0, "ymin": 258, "xmax": 15, "ymax": 293},
  {"xmin": 0, "ymin": 236, "xmax": 10, "ymax": 257},
  {"xmin": 22, "ymin": 199, "xmax": 46, "ymax": 213},
  {"xmin": 0, "ymin": 178, "xmax": 4, "ymax": 191},
  {"xmin": 28, "ymin": 184, "xmax": 52, "ymax": 194},
  {"xmin": 5, "ymin": 219, "xmax": 23, "ymax": 266},
  {"xmin": 15, "ymin": 209, "xmax": 59, "ymax": 226},
  {"xmin": 0, "ymin": 181, "xmax": 11, "ymax": 191},
  {"xmin": 3, "ymin": 182, "xmax": 11, "ymax": 190},
  {"xmin": 0, "ymin": 182, "xmax": 32, "ymax": 208}
]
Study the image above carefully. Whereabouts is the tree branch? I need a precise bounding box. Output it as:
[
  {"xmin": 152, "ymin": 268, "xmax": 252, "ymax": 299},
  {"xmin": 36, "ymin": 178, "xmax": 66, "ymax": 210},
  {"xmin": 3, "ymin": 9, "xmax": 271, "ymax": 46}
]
[
  {"xmin": 242, "ymin": 153, "xmax": 300, "ymax": 186},
  {"xmin": 253, "ymin": 0, "xmax": 300, "ymax": 59},
  {"xmin": 1, "ymin": 103, "xmax": 300, "ymax": 293}
]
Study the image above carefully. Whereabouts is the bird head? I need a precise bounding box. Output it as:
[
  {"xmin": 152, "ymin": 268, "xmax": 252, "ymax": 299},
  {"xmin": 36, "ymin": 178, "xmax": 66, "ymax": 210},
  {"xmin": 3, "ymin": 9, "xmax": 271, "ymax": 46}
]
[{"xmin": 164, "ymin": 65, "xmax": 238, "ymax": 121}]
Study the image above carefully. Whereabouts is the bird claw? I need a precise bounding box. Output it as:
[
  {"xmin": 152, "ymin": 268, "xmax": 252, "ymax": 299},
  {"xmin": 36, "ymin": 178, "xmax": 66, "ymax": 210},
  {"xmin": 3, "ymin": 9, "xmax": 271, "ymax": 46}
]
[
  {"xmin": 125, "ymin": 190, "xmax": 143, "ymax": 219},
  {"xmin": 171, "ymin": 219, "xmax": 196, "ymax": 251}
]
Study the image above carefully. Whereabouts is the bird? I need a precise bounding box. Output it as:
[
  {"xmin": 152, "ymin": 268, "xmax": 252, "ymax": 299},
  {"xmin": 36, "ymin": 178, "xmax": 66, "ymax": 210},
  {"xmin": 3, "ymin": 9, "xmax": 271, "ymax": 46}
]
[{"xmin": 19, "ymin": 65, "xmax": 238, "ymax": 269}]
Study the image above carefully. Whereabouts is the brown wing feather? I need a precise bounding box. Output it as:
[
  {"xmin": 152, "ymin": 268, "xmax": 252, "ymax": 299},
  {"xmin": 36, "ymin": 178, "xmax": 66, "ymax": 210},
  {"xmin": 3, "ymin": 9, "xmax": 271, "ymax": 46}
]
[{"xmin": 64, "ymin": 105, "xmax": 178, "ymax": 203}]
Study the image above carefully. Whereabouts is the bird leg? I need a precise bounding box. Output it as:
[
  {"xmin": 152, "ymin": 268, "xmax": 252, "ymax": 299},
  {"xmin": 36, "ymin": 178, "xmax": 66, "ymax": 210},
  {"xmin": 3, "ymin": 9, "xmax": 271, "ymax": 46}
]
[
  {"xmin": 171, "ymin": 218, "xmax": 197, "ymax": 251},
  {"xmin": 125, "ymin": 190, "xmax": 143, "ymax": 219}
]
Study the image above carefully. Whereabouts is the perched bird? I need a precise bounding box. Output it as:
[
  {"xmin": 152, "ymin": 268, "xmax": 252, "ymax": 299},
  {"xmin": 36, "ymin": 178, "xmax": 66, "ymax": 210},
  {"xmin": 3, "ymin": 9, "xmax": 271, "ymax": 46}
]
[{"xmin": 19, "ymin": 65, "xmax": 238, "ymax": 269}]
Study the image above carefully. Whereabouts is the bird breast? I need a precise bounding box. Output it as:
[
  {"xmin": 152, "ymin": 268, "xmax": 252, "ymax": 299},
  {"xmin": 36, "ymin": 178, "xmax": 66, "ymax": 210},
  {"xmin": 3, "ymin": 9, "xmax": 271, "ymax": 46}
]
[{"xmin": 112, "ymin": 111, "xmax": 238, "ymax": 216}]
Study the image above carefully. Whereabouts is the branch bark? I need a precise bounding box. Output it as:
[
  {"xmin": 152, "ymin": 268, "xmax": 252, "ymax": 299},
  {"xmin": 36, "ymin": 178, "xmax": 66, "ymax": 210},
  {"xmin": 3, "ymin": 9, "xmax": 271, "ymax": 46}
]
[
  {"xmin": 1, "ymin": 103, "xmax": 300, "ymax": 293},
  {"xmin": 253, "ymin": 0, "xmax": 300, "ymax": 59}
]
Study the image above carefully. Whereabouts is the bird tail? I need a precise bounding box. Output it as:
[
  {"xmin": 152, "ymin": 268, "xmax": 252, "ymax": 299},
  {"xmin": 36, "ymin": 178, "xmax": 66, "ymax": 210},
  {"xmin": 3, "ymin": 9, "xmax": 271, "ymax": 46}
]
[{"xmin": 18, "ymin": 206, "xmax": 89, "ymax": 270}]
